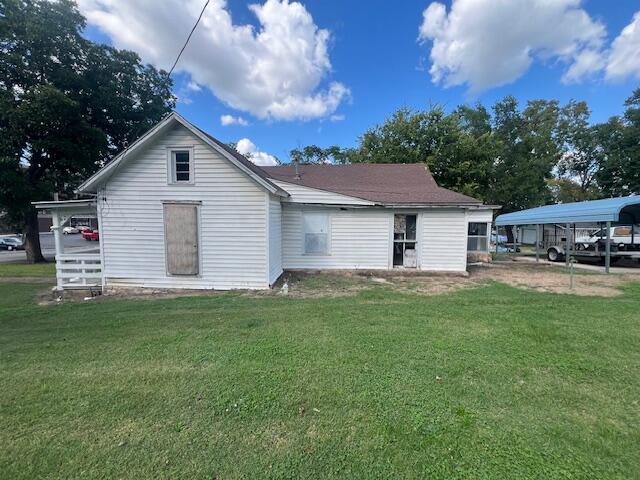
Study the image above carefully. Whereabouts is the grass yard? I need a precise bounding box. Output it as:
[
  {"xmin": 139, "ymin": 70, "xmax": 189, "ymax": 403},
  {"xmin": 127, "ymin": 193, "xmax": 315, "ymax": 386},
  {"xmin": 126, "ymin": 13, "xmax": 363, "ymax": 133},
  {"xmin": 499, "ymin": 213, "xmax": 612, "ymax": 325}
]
[
  {"xmin": 0, "ymin": 261, "xmax": 55, "ymax": 278},
  {"xmin": 1, "ymin": 267, "xmax": 639, "ymax": 479}
]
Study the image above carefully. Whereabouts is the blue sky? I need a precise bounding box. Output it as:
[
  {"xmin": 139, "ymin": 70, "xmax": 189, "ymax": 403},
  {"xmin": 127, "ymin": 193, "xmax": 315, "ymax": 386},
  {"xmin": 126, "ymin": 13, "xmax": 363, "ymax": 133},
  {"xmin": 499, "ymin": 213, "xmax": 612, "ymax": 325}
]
[{"xmin": 81, "ymin": 0, "xmax": 640, "ymax": 164}]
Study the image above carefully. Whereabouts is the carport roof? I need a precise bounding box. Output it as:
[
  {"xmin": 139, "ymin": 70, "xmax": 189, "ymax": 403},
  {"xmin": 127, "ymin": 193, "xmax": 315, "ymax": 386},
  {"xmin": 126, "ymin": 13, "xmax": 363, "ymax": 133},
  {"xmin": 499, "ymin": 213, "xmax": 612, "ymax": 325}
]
[{"xmin": 495, "ymin": 196, "xmax": 640, "ymax": 226}]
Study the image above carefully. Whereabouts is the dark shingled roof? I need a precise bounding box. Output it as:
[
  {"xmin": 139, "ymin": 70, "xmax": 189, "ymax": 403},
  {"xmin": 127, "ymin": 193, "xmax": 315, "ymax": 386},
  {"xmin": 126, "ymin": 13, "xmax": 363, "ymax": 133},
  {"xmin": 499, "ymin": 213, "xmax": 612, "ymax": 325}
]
[{"xmin": 259, "ymin": 163, "xmax": 482, "ymax": 205}]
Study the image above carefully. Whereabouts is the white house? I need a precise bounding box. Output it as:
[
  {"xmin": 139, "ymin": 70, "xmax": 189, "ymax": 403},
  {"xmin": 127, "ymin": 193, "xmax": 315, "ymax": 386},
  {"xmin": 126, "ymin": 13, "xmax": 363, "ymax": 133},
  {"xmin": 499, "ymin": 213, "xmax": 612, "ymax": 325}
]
[{"xmin": 36, "ymin": 112, "xmax": 496, "ymax": 291}]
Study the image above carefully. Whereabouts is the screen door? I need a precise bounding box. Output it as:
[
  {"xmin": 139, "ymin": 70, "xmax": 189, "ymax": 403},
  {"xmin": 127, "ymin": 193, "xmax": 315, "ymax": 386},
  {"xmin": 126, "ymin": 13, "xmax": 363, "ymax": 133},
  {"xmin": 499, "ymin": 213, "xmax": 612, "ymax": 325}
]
[{"xmin": 164, "ymin": 203, "xmax": 199, "ymax": 275}]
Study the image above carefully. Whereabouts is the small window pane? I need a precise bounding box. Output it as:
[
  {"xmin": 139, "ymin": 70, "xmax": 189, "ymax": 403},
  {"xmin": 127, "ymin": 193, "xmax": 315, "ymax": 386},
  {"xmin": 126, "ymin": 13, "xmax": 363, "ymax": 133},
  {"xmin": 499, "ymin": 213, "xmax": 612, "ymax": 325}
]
[
  {"xmin": 175, "ymin": 151, "xmax": 189, "ymax": 163},
  {"xmin": 467, "ymin": 237, "xmax": 488, "ymax": 252},
  {"xmin": 172, "ymin": 151, "xmax": 190, "ymax": 182},
  {"xmin": 406, "ymin": 215, "xmax": 417, "ymax": 240},
  {"xmin": 468, "ymin": 222, "xmax": 487, "ymax": 236}
]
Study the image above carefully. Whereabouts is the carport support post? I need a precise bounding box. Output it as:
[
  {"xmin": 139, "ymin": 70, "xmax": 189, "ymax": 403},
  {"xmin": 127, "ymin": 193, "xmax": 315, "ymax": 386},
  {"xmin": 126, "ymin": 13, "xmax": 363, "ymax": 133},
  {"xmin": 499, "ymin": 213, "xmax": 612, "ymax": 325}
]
[
  {"xmin": 535, "ymin": 224, "xmax": 540, "ymax": 262},
  {"xmin": 512, "ymin": 226, "xmax": 517, "ymax": 257},
  {"xmin": 605, "ymin": 221, "xmax": 611, "ymax": 274},
  {"xmin": 51, "ymin": 209, "xmax": 64, "ymax": 290},
  {"xmin": 565, "ymin": 223, "xmax": 571, "ymax": 268}
]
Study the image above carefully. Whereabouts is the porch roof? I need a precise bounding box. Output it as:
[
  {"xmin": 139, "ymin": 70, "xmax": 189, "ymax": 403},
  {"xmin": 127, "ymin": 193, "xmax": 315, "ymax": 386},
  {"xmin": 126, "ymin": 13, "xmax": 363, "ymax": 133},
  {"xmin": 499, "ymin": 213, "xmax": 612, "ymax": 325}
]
[{"xmin": 32, "ymin": 199, "xmax": 96, "ymax": 215}]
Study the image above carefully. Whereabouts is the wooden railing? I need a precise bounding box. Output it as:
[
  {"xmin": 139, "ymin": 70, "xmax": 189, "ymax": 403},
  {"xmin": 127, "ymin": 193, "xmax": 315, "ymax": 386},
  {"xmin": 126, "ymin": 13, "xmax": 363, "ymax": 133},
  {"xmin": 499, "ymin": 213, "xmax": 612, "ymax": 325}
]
[{"xmin": 56, "ymin": 251, "xmax": 102, "ymax": 289}]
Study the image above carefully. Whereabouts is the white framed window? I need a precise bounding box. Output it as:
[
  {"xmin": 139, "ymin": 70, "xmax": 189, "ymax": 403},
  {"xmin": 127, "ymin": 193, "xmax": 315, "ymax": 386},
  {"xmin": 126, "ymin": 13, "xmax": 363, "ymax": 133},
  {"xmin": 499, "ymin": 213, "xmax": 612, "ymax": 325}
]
[
  {"xmin": 468, "ymin": 222, "xmax": 489, "ymax": 252},
  {"xmin": 167, "ymin": 147, "xmax": 194, "ymax": 184},
  {"xmin": 303, "ymin": 212, "xmax": 330, "ymax": 255}
]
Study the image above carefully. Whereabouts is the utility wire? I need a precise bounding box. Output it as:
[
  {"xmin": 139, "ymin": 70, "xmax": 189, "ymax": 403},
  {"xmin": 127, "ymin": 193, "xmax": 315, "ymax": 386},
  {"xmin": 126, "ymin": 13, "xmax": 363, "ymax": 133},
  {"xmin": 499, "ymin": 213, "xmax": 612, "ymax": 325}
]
[{"xmin": 168, "ymin": 0, "xmax": 210, "ymax": 76}]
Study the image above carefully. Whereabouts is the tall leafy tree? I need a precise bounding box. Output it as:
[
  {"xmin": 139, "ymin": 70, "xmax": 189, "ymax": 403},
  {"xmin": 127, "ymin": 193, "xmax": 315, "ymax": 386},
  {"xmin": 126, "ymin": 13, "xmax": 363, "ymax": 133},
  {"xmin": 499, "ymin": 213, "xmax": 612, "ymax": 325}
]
[
  {"xmin": 490, "ymin": 97, "xmax": 559, "ymax": 212},
  {"xmin": 0, "ymin": 0, "xmax": 175, "ymax": 262},
  {"xmin": 596, "ymin": 89, "xmax": 640, "ymax": 196},
  {"xmin": 556, "ymin": 100, "xmax": 600, "ymax": 198}
]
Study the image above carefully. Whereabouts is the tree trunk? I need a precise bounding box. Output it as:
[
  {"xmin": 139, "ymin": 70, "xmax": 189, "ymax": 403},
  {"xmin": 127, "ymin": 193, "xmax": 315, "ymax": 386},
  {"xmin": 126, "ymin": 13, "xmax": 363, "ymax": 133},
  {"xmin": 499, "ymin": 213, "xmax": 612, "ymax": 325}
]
[{"xmin": 24, "ymin": 208, "xmax": 46, "ymax": 263}]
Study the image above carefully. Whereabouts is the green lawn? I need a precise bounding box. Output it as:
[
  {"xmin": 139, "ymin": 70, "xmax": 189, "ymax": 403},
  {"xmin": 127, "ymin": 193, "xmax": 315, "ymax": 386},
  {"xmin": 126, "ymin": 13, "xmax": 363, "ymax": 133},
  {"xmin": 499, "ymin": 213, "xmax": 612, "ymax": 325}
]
[
  {"xmin": 0, "ymin": 261, "xmax": 55, "ymax": 277},
  {"xmin": 1, "ymin": 276, "xmax": 639, "ymax": 479}
]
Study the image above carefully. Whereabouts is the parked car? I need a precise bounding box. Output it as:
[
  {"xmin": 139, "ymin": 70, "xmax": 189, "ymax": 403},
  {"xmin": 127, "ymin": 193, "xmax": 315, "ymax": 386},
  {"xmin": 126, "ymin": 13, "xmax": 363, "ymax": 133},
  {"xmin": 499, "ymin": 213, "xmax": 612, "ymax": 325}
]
[
  {"xmin": 76, "ymin": 225, "xmax": 92, "ymax": 234},
  {"xmin": 0, "ymin": 237, "xmax": 25, "ymax": 251},
  {"xmin": 63, "ymin": 226, "xmax": 79, "ymax": 234},
  {"xmin": 82, "ymin": 229, "xmax": 99, "ymax": 241}
]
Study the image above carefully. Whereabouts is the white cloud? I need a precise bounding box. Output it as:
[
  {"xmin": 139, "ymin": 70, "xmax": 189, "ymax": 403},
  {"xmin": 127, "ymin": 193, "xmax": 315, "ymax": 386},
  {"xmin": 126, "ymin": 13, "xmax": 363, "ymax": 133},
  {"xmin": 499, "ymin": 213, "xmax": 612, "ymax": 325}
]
[
  {"xmin": 186, "ymin": 81, "xmax": 202, "ymax": 92},
  {"xmin": 329, "ymin": 114, "xmax": 345, "ymax": 122},
  {"xmin": 220, "ymin": 114, "xmax": 249, "ymax": 126},
  {"xmin": 77, "ymin": 0, "xmax": 349, "ymax": 121},
  {"xmin": 235, "ymin": 138, "xmax": 278, "ymax": 166},
  {"xmin": 606, "ymin": 11, "xmax": 640, "ymax": 81},
  {"xmin": 418, "ymin": 0, "xmax": 606, "ymax": 92}
]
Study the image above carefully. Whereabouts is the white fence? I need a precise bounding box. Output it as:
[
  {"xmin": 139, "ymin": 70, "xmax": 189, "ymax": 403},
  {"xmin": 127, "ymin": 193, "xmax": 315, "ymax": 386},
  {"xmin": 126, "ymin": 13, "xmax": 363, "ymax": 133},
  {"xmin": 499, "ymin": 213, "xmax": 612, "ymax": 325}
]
[{"xmin": 56, "ymin": 251, "xmax": 102, "ymax": 289}]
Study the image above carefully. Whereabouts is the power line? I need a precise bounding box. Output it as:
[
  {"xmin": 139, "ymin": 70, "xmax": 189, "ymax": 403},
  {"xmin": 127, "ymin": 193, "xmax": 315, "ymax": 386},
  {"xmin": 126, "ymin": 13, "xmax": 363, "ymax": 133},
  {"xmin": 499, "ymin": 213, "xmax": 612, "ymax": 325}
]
[{"xmin": 168, "ymin": 0, "xmax": 210, "ymax": 76}]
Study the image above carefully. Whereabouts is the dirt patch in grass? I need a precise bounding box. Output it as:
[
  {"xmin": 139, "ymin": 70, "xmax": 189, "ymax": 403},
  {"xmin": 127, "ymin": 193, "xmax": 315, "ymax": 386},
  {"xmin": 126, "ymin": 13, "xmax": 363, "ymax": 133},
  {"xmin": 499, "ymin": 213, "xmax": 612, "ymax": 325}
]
[
  {"xmin": 279, "ymin": 264, "xmax": 634, "ymax": 298},
  {"xmin": 50, "ymin": 263, "xmax": 636, "ymax": 302},
  {"xmin": 471, "ymin": 263, "xmax": 632, "ymax": 297},
  {"xmin": 271, "ymin": 270, "xmax": 475, "ymax": 298}
]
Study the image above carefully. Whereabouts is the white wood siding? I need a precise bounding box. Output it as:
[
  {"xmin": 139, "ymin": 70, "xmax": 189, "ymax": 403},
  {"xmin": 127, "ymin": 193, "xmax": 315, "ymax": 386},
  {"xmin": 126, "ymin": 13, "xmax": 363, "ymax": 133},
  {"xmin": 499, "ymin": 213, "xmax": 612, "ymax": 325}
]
[
  {"xmin": 268, "ymin": 194, "xmax": 283, "ymax": 284},
  {"xmin": 282, "ymin": 205, "xmax": 391, "ymax": 269},
  {"xmin": 99, "ymin": 123, "xmax": 269, "ymax": 289},
  {"xmin": 272, "ymin": 180, "xmax": 374, "ymax": 205},
  {"xmin": 420, "ymin": 209, "xmax": 468, "ymax": 272},
  {"xmin": 467, "ymin": 209, "xmax": 494, "ymax": 223}
]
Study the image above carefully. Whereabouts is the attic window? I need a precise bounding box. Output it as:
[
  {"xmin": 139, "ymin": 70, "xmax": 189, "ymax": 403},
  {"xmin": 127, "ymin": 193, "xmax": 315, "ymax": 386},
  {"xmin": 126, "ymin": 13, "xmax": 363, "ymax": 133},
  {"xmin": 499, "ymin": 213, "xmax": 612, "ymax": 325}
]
[{"xmin": 169, "ymin": 148, "xmax": 193, "ymax": 184}]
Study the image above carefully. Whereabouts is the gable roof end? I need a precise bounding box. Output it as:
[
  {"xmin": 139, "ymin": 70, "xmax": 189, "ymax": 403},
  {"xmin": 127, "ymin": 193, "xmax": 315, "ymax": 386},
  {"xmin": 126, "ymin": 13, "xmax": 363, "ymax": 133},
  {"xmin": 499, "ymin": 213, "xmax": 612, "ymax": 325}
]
[{"xmin": 77, "ymin": 112, "xmax": 288, "ymax": 196}]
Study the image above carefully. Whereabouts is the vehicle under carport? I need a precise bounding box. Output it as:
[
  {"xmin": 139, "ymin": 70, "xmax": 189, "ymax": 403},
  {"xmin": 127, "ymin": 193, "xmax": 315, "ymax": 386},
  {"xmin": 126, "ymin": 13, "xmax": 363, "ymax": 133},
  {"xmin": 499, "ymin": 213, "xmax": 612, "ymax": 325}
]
[{"xmin": 495, "ymin": 196, "xmax": 640, "ymax": 273}]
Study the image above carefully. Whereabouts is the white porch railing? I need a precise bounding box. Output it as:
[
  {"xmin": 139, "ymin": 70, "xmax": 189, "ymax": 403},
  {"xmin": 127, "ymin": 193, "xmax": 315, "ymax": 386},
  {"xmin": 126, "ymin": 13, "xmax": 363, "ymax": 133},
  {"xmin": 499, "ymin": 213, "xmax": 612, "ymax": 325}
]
[{"xmin": 56, "ymin": 250, "xmax": 102, "ymax": 290}]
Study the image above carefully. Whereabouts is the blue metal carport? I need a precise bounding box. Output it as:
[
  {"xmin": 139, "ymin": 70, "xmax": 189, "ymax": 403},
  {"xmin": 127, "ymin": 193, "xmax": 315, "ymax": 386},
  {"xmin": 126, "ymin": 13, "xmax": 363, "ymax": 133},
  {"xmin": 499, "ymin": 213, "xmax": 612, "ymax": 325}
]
[{"xmin": 495, "ymin": 196, "xmax": 640, "ymax": 273}]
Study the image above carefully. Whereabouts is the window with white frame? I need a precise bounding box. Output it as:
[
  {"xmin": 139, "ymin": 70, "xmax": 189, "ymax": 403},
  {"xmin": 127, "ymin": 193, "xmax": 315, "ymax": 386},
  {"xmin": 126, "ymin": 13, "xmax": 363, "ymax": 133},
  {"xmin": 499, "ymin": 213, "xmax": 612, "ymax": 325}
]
[
  {"xmin": 303, "ymin": 212, "xmax": 330, "ymax": 254},
  {"xmin": 468, "ymin": 222, "xmax": 489, "ymax": 251},
  {"xmin": 169, "ymin": 149, "xmax": 192, "ymax": 183}
]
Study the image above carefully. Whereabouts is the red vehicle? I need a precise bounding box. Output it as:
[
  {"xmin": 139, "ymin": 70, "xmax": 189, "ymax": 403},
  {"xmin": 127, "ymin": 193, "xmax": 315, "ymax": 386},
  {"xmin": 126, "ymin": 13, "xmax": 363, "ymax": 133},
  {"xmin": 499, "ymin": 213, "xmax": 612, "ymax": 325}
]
[
  {"xmin": 82, "ymin": 229, "xmax": 99, "ymax": 241},
  {"xmin": 76, "ymin": 225, "xmax": 92, "ymax": 233}
]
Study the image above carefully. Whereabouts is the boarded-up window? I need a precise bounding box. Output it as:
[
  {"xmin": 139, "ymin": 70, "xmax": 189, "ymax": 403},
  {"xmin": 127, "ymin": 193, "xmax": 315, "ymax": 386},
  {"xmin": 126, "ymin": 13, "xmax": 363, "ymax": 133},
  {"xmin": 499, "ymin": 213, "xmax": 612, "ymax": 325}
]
[
  {"xmin": 164, "ymin": 203, "xmax": 199, "ymax": 275},
  {"xmin": 303, "ymin": 212, "xmax": 329, "ymax": 254}
]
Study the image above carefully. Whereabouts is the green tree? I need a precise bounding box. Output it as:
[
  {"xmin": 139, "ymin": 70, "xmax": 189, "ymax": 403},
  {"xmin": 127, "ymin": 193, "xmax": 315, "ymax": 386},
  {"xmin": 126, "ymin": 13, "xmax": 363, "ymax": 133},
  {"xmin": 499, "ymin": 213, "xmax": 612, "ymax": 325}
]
[
  {"xmin": 596, "ymin": 89, "xmax": 640, "ymax": 196},
  {"xmin": 547, "ymin": 178, "xmax": 600, "ymax": 204},
  {"xmin": 556, "ymin": 100, "xmax": 600, "ymax": 197},
  {"xmin": 328, "ymin": 105, "xmax": 498, "ymax": 200},
  {"xmin": 289, "ymin": 144, "xmax": 352, "ymax": 164},
  {"xmin": 490, "ymin": 97, "xmax": 559, "ymax": 212},
  {"xmin": 0, "ymin": 0, "xmax": 174, "ymax": 262}
]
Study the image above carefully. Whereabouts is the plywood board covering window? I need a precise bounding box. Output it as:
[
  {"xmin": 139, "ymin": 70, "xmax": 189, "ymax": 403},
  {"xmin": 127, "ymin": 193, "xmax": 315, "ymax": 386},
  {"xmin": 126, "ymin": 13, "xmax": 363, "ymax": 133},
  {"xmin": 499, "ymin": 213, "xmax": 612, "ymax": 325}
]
[
  {"xmin": 164, "ymin": 203, "xmax": 199, "ymax": 275},
  {"xmin": 303, "ymin": 212, "xmax": 330, "ymax": 254}
]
